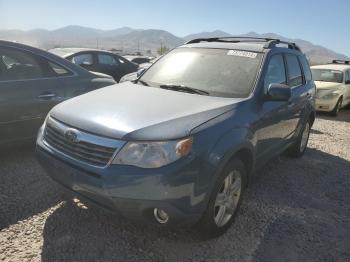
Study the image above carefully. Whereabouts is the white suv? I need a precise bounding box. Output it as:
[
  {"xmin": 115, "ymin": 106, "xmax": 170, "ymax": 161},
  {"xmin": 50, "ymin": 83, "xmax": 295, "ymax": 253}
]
[{"xmin": 311, "ymin": 60, "xmax": 350, "ymax": 116}]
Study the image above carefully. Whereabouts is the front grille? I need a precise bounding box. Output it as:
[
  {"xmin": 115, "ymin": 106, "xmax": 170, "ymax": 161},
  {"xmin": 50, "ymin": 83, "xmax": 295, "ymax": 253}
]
[{"xmin": 44, "ymin": 117, "xmax": 121, "ymax": 167}]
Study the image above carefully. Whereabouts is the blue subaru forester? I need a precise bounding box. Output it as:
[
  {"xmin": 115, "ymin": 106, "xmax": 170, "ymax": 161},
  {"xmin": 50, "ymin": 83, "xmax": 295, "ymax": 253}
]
[{"xmin": 36, "ymin": 37, "xmax": 315, "ymax": 237}]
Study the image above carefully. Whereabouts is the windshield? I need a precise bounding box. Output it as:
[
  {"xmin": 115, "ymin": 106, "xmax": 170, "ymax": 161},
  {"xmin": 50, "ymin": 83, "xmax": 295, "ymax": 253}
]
[
  {"xmin": 138, "ymin": 47, "xmax": 263, "ymax": 98},
  {"xmin": 311, "ymin": 69, "xmax": 343, "ymax": 83}
]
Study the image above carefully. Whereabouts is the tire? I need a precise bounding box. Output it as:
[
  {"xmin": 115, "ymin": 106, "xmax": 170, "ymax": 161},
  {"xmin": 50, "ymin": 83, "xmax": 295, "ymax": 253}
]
[
  {"xmin": 287, "ymin": 119, "xmax": 311, "ymax": 158},
  {"xmin": 330, "ymin": 97, "xmax": 342, "ymax": 117},
  {"xmin": 196, "ymin": 158, "xmax": 247, "ymax": 238}
]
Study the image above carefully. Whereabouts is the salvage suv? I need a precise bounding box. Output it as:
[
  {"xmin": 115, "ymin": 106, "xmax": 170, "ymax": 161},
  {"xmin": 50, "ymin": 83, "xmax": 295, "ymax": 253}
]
[{"xmin": 36, "ymin": 37, "xmax": 316, "ymax": 237}]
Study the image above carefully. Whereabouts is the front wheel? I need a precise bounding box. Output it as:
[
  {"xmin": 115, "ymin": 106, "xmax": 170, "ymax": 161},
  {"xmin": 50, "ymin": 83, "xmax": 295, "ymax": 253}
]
[
  {"xmin": 330, "ymin": 97, "xmax": 342, "ymax": 117},
  {"xmin": 196, "ymin": 158, "xmax": 247, "ymax": 238}
]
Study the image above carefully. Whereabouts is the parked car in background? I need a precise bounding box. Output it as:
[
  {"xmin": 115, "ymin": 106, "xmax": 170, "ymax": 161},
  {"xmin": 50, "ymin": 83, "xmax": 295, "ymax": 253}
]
[
  {"xmin": 119, "ymin": 57, "xmax": 159, "ymax": 83},
  {"xmin": 119, "ymin": 63, "xmax": 151, "ymax": 83},
  {"xmin": 119, "ymin": 71, "xmax": 139, "ymax": 83},
  {"xmin": 37, "ymin": 37, "xmax": 315, "ymax": 237},
  {"xmin": 311, "ymin": 60, "xmax": 350, "ymax": 116},
  {"xmin": 0, "ymin": 40, "xmax": 116, "ymax": 146},
  {"xmin": 123, "ymin": 55, "xmax": 154, "ymax": 65},
  {"xmin": 50, "ymin": 48, "xmax": 139, "ymax": 82}
]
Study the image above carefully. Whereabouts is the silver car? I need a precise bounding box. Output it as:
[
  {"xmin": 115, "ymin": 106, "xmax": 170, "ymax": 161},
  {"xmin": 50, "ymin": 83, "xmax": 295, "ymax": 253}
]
[{"xmin": 0, "ymin": 40, "xmax": 116, "ymax": 146}]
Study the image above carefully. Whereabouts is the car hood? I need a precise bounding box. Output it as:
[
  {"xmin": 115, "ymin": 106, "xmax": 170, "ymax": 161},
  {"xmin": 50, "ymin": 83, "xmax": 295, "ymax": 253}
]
[
  {"xmin": 314, "ymin": 81, "xmax": 341, "ymax": 89},
  {"xmin": 314, "ymin": 81, "xmax": 343, "ymax": 98},
  {"xmin": 50, "ymin": 82, "xmax": 241, "ymax": 140}
]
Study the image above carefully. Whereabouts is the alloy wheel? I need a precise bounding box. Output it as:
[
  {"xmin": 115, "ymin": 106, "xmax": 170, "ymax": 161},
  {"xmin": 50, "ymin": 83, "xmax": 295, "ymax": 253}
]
[{"xmin": 214, "ymin": 170, "xmax": 242, "ymax": 227}]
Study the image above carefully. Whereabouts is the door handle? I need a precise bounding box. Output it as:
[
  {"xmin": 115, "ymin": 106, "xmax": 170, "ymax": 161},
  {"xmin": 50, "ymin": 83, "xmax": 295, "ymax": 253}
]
[{"xmin": 38, "ymin": 92, "xmax": 57, "ymax": 99}]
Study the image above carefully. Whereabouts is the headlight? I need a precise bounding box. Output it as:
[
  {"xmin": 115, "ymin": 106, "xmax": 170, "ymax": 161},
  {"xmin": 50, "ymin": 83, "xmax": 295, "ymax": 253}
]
[
  {"xmin": 112, "ymin": 137, "xmax": 193, "ymax": 168},
  {"xmin": 321, "ymin": 92, "xmax": 339, "ymax": 100},
  {"xmin": 37, "ymin": 115, "xmax": 49, "ymax": 143}
]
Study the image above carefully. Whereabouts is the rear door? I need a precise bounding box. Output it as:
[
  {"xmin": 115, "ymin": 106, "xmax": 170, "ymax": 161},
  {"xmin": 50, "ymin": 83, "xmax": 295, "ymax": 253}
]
[
  {"xmin": 0, "ymin": 46, "xmax": 71, "ymax": 144},
  {"xmin": 96, "ymin": 53, "xmax": 122, "ymax": 81}
]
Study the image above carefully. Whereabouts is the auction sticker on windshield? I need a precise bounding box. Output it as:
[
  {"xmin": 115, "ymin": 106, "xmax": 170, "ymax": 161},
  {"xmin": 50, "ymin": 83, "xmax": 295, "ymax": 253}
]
[{"xmin": 227, "ymin": 50, "xmax": 257, "ymax": 58}]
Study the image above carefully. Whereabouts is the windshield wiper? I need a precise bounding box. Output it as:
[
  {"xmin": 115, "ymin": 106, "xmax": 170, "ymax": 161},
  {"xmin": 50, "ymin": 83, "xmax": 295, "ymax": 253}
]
[
  {"xmin": 136, "ymin": 79, "xmax": 150, "ymax": 86},
  {"xmin": 159, "ymin": 84, "xmax": 209, "ymax": 95}
]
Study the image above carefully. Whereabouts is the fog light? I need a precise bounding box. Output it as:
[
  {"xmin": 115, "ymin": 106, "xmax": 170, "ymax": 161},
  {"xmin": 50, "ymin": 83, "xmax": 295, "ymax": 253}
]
[{"xmin": 153, "ymin": 208, "xmax": 169, "ymax": 224}]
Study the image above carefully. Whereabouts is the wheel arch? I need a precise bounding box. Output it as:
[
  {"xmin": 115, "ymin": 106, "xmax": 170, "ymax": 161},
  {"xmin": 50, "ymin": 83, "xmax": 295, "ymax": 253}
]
[{"xmin": 309, "ymin": 110, "xmax": 316, "ymax": 127}]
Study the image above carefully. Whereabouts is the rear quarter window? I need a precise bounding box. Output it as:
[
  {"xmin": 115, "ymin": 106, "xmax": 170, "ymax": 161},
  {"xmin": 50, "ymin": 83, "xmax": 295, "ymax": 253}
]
[{"xmin": 299, "ymin": 56, "xmax": 312, "ymax": 81}]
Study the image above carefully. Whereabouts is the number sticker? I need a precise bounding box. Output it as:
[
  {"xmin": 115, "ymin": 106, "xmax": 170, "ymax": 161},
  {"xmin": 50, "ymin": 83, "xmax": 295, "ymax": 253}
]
[{"xmin": 227, "ymin": 50, "xmax": 257, "ymax": 58}]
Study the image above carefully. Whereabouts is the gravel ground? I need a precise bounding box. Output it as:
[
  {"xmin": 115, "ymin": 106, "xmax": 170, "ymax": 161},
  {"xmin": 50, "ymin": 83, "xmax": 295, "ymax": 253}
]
[{"xmin": 0, "ymin": 110, "xmax": 349, "ymax": 262}]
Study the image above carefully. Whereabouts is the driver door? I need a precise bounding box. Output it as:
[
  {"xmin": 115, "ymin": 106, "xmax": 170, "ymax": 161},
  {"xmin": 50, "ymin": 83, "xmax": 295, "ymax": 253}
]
[{"xmin": 255, "ymin": 54, "xmax": 294, "ymax": 160}]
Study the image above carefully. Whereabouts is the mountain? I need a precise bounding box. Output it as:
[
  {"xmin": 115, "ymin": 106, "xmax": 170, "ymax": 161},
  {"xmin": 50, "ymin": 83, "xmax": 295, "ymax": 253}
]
[
  {"xmin": 183, "ymin": 30, "xmax": 232, "ymax": 41},
  {"xmin": 106, "ymin": 29, "xmax": 184, "ymax": 53},
  {"xmin": 184, "ymin": 31, "xmax": 349, "ymax": 65},
  {"xmin": 237, "ymin": 32, "xmax": 349, "ymax": 65},
  {"xmin": 0, "ymin": 26, "xmax": 348, "ymax": 64}
]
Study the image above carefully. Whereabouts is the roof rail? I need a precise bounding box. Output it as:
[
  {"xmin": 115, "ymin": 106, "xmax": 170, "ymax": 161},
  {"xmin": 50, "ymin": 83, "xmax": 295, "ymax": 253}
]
[
  {"xmin": 332, "ymin": 60, "xmax": 350, "ymax": 65},
  {"xmin": 185, "ymin": 37, "xmax": 301, "ymax": 51},
  {"xmin": 263, "ymin": 39, "xmax": 301, "ymax": 51}
]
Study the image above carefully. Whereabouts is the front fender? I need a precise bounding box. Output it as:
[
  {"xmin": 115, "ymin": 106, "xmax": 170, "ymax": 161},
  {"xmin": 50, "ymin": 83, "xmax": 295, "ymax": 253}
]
[{"xmin": 197, "ymin": 126, "xmax": 256, "ymax": 203}]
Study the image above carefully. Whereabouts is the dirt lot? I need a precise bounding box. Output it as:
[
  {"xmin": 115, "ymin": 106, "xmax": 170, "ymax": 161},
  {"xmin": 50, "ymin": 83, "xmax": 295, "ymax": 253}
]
[{"xmin": 0, "ymin": 110, "xmax": 349, "ymax": 262}]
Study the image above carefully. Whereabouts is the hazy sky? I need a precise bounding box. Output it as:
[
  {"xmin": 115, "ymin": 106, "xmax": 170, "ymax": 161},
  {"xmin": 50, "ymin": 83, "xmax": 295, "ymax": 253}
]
[{"xmin": 1, "ymin": 0, "xmax": 349, "ymax": 56}]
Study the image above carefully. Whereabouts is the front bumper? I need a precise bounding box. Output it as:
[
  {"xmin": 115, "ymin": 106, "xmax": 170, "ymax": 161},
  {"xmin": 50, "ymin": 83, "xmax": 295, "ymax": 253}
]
[
  {"xmin": 36, "ymin": 136, "xmax": 207, "ymax": 226},
  {"xmin": 315, "ymin": 98, "xmax": 338, "ymax": 112}
]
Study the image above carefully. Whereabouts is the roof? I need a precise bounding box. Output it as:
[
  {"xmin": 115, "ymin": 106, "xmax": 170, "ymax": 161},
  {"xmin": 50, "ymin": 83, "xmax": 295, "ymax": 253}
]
[
  {"xmin": 49, "ymin": 47, "xmax": 112, "ymax": 58},
  {"xmin": 181, "ymin": 42, "xmax": 267, "ymax": 52},
  {"xmin": 181, "ymin": 37, "xmax": 301, "ymax": 53},
  {"xmin": 311, "ymin": 64, "xmax": 350, "ymax": 72}
]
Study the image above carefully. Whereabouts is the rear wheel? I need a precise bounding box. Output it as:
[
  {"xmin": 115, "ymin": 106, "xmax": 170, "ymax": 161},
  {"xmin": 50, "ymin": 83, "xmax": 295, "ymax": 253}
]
[
  {"xmin": 287, "ymin": 119, "xmax": 311, "ymax": 158},
  {"xmin": 197, "ymin": 158, "xmax": 247, "ymax": 238},
  {"xmin": 330, "ymin": 97, "xmax": 342, "ymax": 117}
]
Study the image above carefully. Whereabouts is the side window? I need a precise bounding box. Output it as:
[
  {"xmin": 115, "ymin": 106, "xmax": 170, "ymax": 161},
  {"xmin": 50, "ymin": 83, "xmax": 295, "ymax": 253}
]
[
  {"xmin": 71, "ymin": 53, "xmax": 93, "ymax": 66},
  {"xmin": 285, "ymin": 54, "xmax": 303, "ymax": 87},
  {"xmin": 0, "ymin": 47, "xmax": 44, "ymax": 81},
  {"xmin": 98, "ymin": 54, "xmax": 119, "ymax": 66},
  {"xmin": 264, "ymin": 54, "xmax": 287, "ymax": 89},
  {"xmin": 47, "ymin": 61, "xmax": 73, "ymax": 76},
  {"xmin": 299, "ymin": 56, "xmax": 312, "ymax": 82},
  {"xmin": 346, "ymin": 70, "xmax": 350, "ymax": 82}
]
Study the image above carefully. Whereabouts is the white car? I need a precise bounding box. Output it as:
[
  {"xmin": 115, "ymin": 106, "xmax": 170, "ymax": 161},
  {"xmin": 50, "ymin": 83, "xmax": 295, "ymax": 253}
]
[{"xmin": 311, "ymin": 60, "xmax": 350, "ymax": 116}]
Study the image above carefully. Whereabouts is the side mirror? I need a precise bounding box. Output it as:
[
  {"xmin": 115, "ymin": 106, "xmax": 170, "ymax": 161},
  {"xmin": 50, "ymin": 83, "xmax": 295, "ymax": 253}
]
[
  {"xmin": 267, "ymin": 83, "xmax": 292, "ymax": 101},
  {"xmin": 137, "ymin": 68, "xmax": 146, "ymax": 77}
]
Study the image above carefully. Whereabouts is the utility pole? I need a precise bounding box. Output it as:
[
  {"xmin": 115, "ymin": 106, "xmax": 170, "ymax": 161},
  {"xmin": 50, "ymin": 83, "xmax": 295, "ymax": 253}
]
[{"xmin": 160, "ymin": 39, "xmax": 163, "ymax": 55}]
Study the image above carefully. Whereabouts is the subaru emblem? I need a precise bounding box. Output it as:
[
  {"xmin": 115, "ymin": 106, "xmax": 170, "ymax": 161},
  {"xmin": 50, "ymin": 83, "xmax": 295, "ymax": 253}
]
[{"xmin": 64, "ymin": 129, "xmax": 80, "ymax": 143}]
